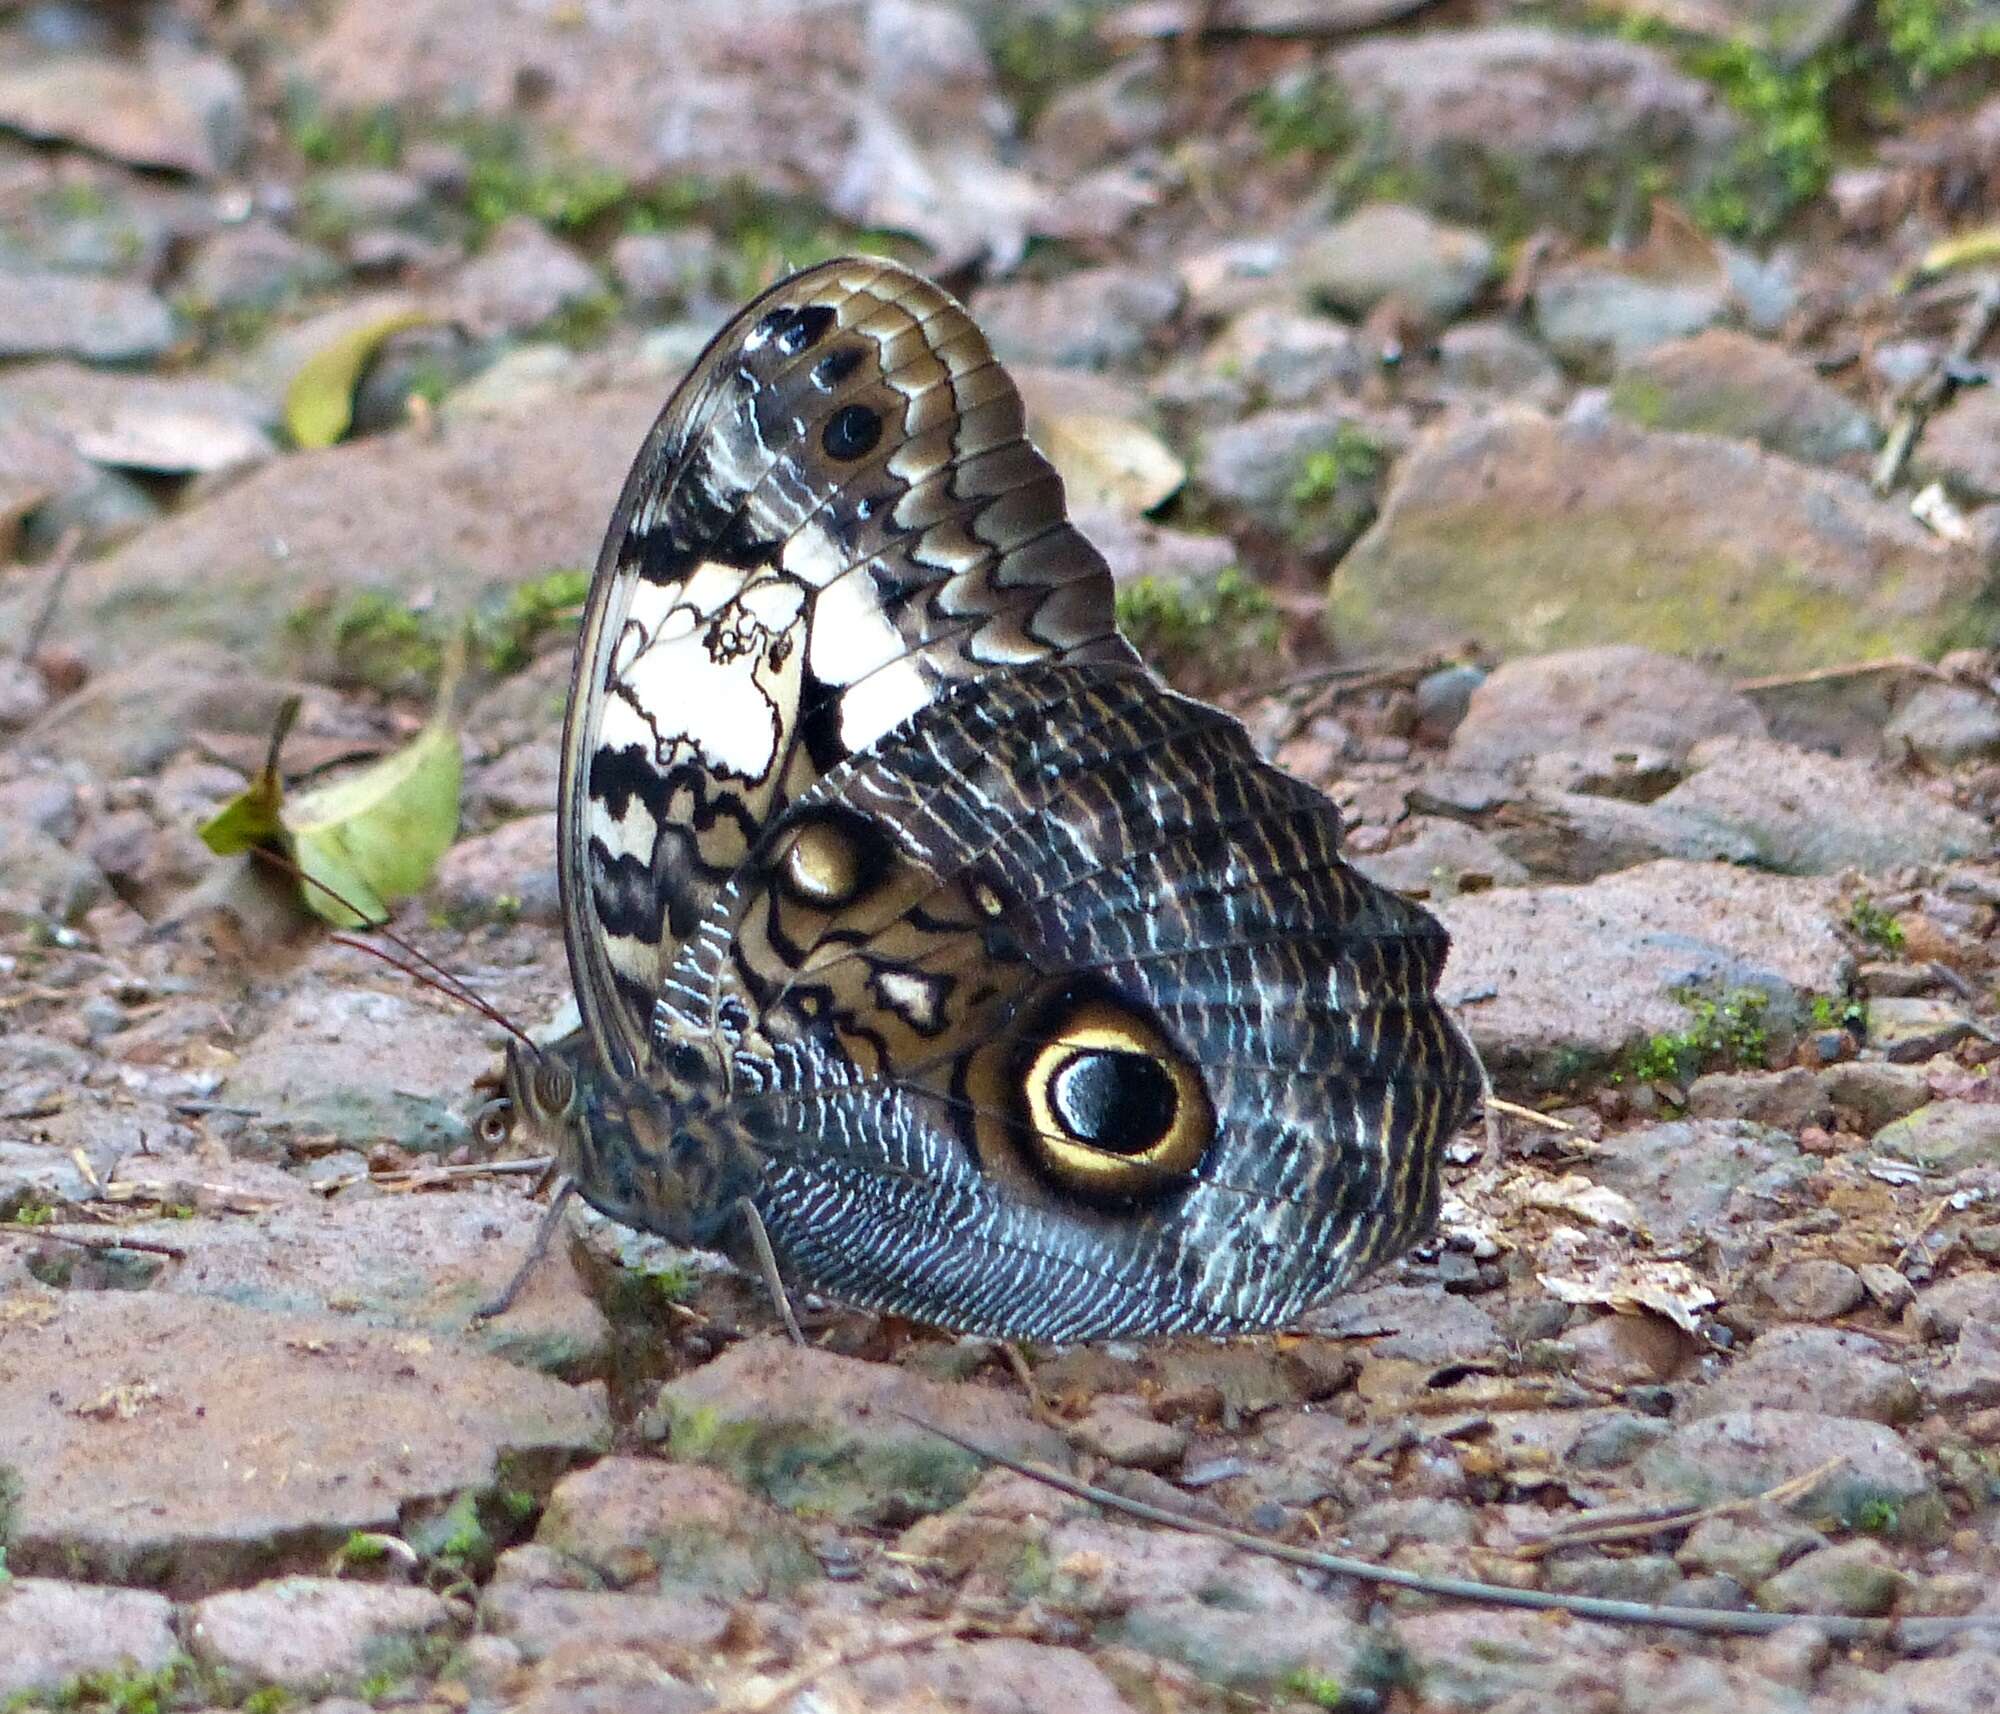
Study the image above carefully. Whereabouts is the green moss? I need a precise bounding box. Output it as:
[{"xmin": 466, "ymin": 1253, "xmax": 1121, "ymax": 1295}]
[
  {"xmin": 9, "ymin": 1200, "xmax": 54, "ymax": 1227},
  {"xmin": 1291, "ymin": 426, "xmax": 1385, "ymax": 508},
  {"xmin": 1881, "ymin": 0, "xmax": 2000, "ymax": 82},
  {"xmin": 1810, "ymin": 992, "xmax": 1867, "ymax": 1031},
  {"xmin": 475, "ymin": 566, "xmax": 591, "ymax": 673},
  {"xmin": 1847, "ymin": 896, "xmax": 1907, "ymax": 953},
  {"xmin": 1116, "ymin": 566, "xmax": 1281, "ymax": 689},
  {"xmin": 449, "ymin": 117, "xmax": 632, "ymax": 239},
  {"xmin": 327, "ymin": 591, "xmax": 444, "ymax": 692},
  {"xmin": 1281, "ymin": 1668, "xmax": 1350, "ymax": 1710},
  {"xmin": 408, "ymin": 1488, "xmax": 492, "ymax": 1572},
  {"xmin": 280, "ymin": 86, "xmax": 403, "ymax": 169},
  {"xmin": 1250, "ymin": 68, "xmax": 1357, "ymax": 159},
  {"xmin": 1628, "ymin": 989, "xmax": 1771, "ymax": 1085},
  {"xmin": 535, "ymin": 289, "xmax": 622, "ymax": 350},
  {"xmin": 1852, "ymin": 1497, "xmax": 1901, "ymax": 1534},
  {"xmin": 658, "ymin": 1401, "xmax": 980, "ymax": 1521},
  {"xmin": 983, "ymin": 3, "xmax": 1115, "ymax": 123},
  {"xmin": 1, "ymin": 1662, "xmax": 190, "ymax": 1714}
]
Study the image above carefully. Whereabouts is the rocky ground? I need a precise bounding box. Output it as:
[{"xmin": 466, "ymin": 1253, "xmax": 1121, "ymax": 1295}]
[{"xmin": 4, "ymin": 0, "xmax": 2000, "ymax": 1710}]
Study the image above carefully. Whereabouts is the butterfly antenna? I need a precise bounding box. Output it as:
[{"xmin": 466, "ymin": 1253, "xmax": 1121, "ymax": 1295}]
[{"xmin": 243, "ymin": 843, "xmax": 535, "ymax": 1049}]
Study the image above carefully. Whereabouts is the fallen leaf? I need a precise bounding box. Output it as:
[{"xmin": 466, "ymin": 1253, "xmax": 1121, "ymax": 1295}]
[
  {"xmin": 1540, "ymin": 1260, "xmax": 1717, "ymax": 1335},
  {"xmin": 1520, "ymin": 1173, "xmax": 1643, "ymax": 1235},
  {"xmin": 283, "ymin": 308, "xmax": 430, "ymax": 449},
  {"xmin": 200, "ymin": 651, "xmax": 462, "ymax": 927}
]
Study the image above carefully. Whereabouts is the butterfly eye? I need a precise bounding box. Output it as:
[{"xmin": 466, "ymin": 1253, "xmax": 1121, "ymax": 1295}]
[
  {"xmin": 533, "ymin": 1060, "xmax": 575, "ymax": 1116},
  {"xmin": 1016, "ymin": 996, "xmax": 1214, "ymax": 1200}
]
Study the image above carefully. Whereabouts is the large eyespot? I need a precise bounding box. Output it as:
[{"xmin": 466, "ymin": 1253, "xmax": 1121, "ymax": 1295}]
[
  {"xmin": 774, "ymin": 810, "xmax": 889, "ymax": 911},
  {"xmin": 821, "ymin": 403, "xmax": 882, "ymax": 462},
  {"xmin": 1013, "ymin": 994, "xmax": 1214, "ymax": 1202}
]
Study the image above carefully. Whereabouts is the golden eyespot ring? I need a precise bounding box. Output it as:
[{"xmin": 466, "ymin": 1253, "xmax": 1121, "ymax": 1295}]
[
  {"xmin": 779, "ymin": 818, "xmax": 864, "ymax": 908},
  {"xmin": 1018, "ymin": 998, "xmax": 1213, "ymax": 1199}
]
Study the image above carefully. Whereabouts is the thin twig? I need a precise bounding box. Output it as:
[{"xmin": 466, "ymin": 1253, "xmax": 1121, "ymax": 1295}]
[
  {"xmin": 1516, "ymin": 1458, "xmax": 1842, "ymax": 1560},
  {"xmin": 900, "ymin": 1416, "xmax": 2000, "ymax": 1647},
  {"xmin": 17, "ymin": 527, "xmax": 82, "ymax": 661},
  {"xmin": 717, "ymin": 1620, "xmax": 986, "ymax": 1714},
  {"xmin": 0, "ymin": 1226, "xmax": 188, "ymax": 1259},
  {"xmin": 310, "ymin": 1155, "xmax": 555, "ymax": 1196},
  {"xmin": 1873, "ymin": 280, "xmax": 2000, "ymax": 495}
]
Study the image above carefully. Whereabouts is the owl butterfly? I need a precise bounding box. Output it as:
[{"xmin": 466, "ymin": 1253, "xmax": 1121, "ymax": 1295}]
[{"xmin": 498, "ymin": 256, "xmax": 1481, "ymax": 1342}]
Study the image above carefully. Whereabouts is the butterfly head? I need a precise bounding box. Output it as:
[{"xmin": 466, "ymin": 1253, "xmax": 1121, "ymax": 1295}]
[{"xmin": 494, "ymin": 1038, "xmax": 585, "ymax": 1169}]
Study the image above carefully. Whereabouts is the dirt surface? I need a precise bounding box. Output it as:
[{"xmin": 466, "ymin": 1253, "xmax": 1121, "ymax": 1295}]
[{"xmin": 4, "ymin": 1, "xmax": 2000, "ymax": 1710}]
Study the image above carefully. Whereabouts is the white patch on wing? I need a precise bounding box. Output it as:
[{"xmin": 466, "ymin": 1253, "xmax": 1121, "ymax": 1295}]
[
  {"xmin": 805, "ymin": 566, "xmax": 938, "ymax": 753},
  {"xmin": 605, "ymin": 565, "xmax": 807, "ymax": 784}
]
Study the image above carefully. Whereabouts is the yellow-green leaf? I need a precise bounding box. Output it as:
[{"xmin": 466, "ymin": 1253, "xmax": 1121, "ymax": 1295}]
[
  {"xmin": 283, "ymin": 309, "xmax": 429, "ymax": 449},
  {"xmin": 198, "ymin": 696, "xmax": 299, "ymax": 855},
  {"xmin": 286, "ymin": 705, "xmax": 461, "ymax": 929}
]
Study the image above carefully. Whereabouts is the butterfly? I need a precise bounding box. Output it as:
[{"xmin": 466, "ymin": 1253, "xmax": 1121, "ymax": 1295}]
[{"xmin": 495, "ymin": 256, "xmax": 1481, "ymax": 1342}]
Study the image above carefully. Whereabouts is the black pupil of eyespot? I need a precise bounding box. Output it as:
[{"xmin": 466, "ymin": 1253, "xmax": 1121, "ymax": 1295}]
[
  {"xmin": 822, "ymin": 403, "xmax": 881, "ymax": 461},
  {"xmin": 1049, "ymin": 1050, "xmax": 1177, "ymax": 1155}
]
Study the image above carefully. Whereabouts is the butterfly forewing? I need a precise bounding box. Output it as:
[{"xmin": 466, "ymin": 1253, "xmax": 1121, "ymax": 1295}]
[{"xmin": 559, "ymin": 256, "xmax": 1134, "ymax": 1079}]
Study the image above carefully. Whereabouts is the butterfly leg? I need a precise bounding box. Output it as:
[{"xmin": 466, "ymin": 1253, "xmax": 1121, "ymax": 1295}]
[
  {"xmin": 474, "ymin": 1177, "xmax": 576, "ymax": 1321},
  {"xmin": 735, "ymin": 1196, "xmax": 806, "ymax": 1347}
]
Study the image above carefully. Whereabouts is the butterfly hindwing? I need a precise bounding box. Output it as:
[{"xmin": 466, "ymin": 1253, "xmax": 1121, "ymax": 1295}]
[
  {"xmin": 655, "ymin": 659, "xmax": 1478, "ymax": 1340},
  {"xmin": 560, "ymin": 258, "xmax": 1135, "ymax": 1078}
]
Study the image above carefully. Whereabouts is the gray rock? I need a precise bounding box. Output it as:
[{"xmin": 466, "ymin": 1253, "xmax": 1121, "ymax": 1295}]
[
  {"xmin": 0, "ymin": 821, "xmax": 105, "ymax": 922},
  {"xmin": 828, "ymin": 1640, "xmax": 1145, "ymax": 1714},
  {"xmin": 1910, "ymin": 1271, "xmax": 2000, "ymax": 1341},
  {"xmin": 1390, "ymin": 1609, "xmax": 1627, "ymax": 1714},
  {"xmin": 1448, "ymin": 644, "xmax": 1765, "ymax": 774},
  {"xmin": 0, "ymin": 266, "xmax": 176, "ymax": 363},
  {"xmin": 1818, "ymin": 1061, "xmax": 1931, "ymax": 1135},
  {"xmin": 971, "ymin": 266, "xmax": 1181, "ymax": 369},
  {"xmin": 1534, "ymin": 259, "xmax": 1728, "ymax": 374},
  {"xmin": 479, "ymin": 1582, "xmax": 729, "ymax": 1666},
  {"xmin": 0, "ymin": 1580, "xmax": 179, "ymax": 1702},
  {"xmin": 1568, "ymin": 1411, "xmax": 1672, "ymax": 1469},
  {"xmin": 532, "ymin": 1458, "xmax": 817, "ymax": 1596},
  {"xmin": 187, "ymin": 1579, "xmax": 453, "ymax": 1695},
  {"xmin": 1870, "ymin": 1101, "xmax": 2000, "ymax": 1172},
  {"xmin": 1496, "ymin": 788, "xmax": 1764, "ymax": 882},
  {"xmin": 0, "ymin": 47, "xmax": 248, "ymax": 176},
  {"xmin": 178, "ymin": 221, "xmax": 340, "ymax": 315},
  {"xmin": 0, "ymin": 362, "xmax": 275, "ymax": 475},
  {"xmin": 1331, "ymin": 410, "xmax": 1992, "ymax": 674},
  {"xmin": 1695, "ymin": 1327, "xmax": 1918, "ymax": 1425},
  {"xmin": 1585, "ymin": 1119, "xmax": 1808, "ymax": 1249},
  {"xmin": 0, "ymin": 389, "xmax": 664, "ymax": 663},
  {"xmin": 642, "ymin": 1338, "xmax": 1069, "ymax": 1524},
  {"xmin": 1641, "ymin": 1409, "xmax": 1934, "ymax": 1530},
  {"xmin": 1543, "ymin": 1553, "xmax": 1683, "ymax": 1603},
  {"xmin": 1930, "ymin": 1319, "xmax": 2000, "ymax": 1411},
  {"xmin": 1611, "ymin": 330, "xmax": 1879, "ymax": 467},
  {"xmin": 1865, "ymin": 999, "xmax": 1977, "ymax": 1064},
  {"xmin": 1352, "ymin": 817, "xmax": 1528, "ymax": 896},
  {"xmin": 448, "ymin": 216, "xmax": 604, "ymax": 338},
  {"xmin": 1687, "ymin": 1067, "xmax": 1830, "ymax": 1129},
  {"xmin": 1328, "ymin": 27, "xmax": 1740, "ymax": 236},
  {"xmin": 1414, "ymin": 663, "xmax": 1485, "ymax": 743},
  {"xmin": 1068, "ymin": 1397, "xmax": 1190, "ymax": 1472},
  {"xmin": 1678, "ymin": 1510, "xmax": 1823, "ymax": 1585},
  {"xmin": 1436, "ymin": 862, "xmax": 1850, "ymax": 1089},
  {"xmin": 1200, "ymin": 306, "xmax": 1364, "ymax": 407},
  {"xmin": 1655, "ymin": 738, "xmax": 1990, "ymax": 874},
  {"xmin": 1921, "ymin": 385, "xmax": 2000, "ymax": 502},
  {"xmin": 433, "ymin": 813, "xmax": 559, "ymax": 927},
  {"xmin": 1431, "ymin": 318, "xmax": 1568, "ymax": 410},
  {"xmin": 0, "ymin": 1289, "xmax": 606, "ymax": 1596},
  {"xmin": 1884, "ymin": 681, "xmax": 2000, "ymax": 766},
  {"xmin": 1286, "ymin": 202, "xmax": 1495, "ymax": 323},
  {"xmin": 1195, "ymin": 405, "xmax": 1393, "ymax": 554},
  {"xmin": 1556, "ymin": 1312, "xmax": 1693, "ymax": 1387},
  {"xmin": 1758, "ymin": 1540, "xmax": 1906, "ymax": 1617},
  {"xmin": 608, "ymin": 229, "xmax": 721, "ymax": 311},
  {"xmin": 1054, "ymin": 1517, "xmax": 1386, "ymax": 1696}
]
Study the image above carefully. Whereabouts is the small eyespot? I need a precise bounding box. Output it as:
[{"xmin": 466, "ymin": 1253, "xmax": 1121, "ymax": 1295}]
[
  {"xmin": 811, "ymin": 346, "xmax": 865, "ymax": 390},
  {"xmin": 473, "ymin": 1097, "xmax": 513, "ymax": 1147},
  {"xmin": 821, "ymin": 403, "xmax": 882, "ymax": 462},
  {"xmin": 779, "ymin": 815, "xmax": 876, "ymax": 908},
  {"xmin": 775, "ymin": 303, "xmax": 835, "ymax": 357}
]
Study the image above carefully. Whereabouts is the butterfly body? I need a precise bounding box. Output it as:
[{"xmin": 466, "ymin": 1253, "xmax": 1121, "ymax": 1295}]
[{"xmin": 513, "ymin": 257, "xmax": 1481, "ymax": 1341}]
